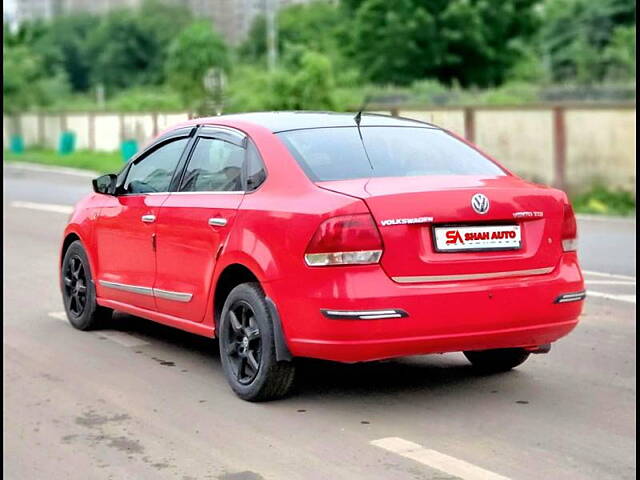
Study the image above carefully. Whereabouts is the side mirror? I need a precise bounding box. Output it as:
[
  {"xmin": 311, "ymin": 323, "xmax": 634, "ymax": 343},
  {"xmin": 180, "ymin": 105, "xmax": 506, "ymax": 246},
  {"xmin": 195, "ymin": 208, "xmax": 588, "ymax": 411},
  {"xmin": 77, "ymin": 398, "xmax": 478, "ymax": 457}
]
[{"xmin": 92, "ymin": 174, "xmax": 117, "ymax": 195}]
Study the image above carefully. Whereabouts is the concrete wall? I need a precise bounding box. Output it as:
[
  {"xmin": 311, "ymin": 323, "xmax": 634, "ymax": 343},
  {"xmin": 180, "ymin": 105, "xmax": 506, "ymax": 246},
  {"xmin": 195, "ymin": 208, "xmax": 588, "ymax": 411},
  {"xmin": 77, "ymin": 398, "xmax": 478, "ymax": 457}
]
[
  {"xmin": 3, "ymin": 107, "xmax": 635, "ymax": 194},
  {"xmin": 3, "ymin": 111, "xmax": 190, "ymax": 153},
  {"xmin": 473, "ymin": 109, "xmax": 555, "ymax": 186},
  {"xmin": 565, "ymin": 109, "xmax": 636, "ymax": 193},
  {"xmin": 393, "ymin": 105, "xmax": 636, "ymax": 194}
]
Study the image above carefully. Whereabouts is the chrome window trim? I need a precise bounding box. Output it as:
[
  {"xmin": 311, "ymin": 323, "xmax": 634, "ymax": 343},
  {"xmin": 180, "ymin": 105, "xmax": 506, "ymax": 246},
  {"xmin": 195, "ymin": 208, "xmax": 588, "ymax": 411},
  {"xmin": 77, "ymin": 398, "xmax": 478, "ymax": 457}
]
[
  {"xmin": 391, "ymin": 266, "xmax": 555, "ymax": 284},
  {"xmin": 99, "ymin": 280, "xmax": 192, "ymax": 302}
]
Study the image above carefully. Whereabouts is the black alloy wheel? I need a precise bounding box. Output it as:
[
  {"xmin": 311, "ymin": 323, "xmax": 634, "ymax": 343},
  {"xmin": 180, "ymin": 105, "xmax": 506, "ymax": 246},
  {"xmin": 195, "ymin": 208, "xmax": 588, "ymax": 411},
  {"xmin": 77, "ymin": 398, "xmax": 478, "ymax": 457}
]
[
  {"xmin": 60, "ymin": 240, "xmax": 112, "ymax": 330},
  {"xmin": 218, "ymin": 282, "xmax": 296, "ymax": 401},
  {"xmin": 223, "ymin": 300, "xmax": 263, "ymax": 385},
  {"xmin": 63, "ymin": 254, "xmax": 88, "ymax": 318}
]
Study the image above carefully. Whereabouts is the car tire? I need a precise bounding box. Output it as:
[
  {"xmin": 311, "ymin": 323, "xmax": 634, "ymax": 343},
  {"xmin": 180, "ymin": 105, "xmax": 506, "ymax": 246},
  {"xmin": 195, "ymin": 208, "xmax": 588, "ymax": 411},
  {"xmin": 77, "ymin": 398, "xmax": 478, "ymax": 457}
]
[
  {"xmin": 61, "ymin": 240, "xmax": 112, "ymax": 331},
  {"xmin": 219, "ymin": 282, "xmax": 295, "ymax": 402},
  {"xmin": 463, "ymin": 348, "xmax": 530, "ymax": 373}
]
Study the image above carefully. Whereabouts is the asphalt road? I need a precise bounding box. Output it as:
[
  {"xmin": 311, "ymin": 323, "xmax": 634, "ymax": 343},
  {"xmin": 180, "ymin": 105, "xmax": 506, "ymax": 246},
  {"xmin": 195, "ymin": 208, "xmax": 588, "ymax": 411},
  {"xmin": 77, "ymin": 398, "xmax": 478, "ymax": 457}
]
[{"xmin": 3, "ymin": 163, "xmax": 636, "ymax": 480}]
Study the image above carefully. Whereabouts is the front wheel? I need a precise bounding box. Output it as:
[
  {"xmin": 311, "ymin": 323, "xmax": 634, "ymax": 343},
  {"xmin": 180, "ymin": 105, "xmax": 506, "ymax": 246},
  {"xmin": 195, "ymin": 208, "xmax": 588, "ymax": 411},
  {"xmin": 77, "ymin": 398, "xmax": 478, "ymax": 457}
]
[
  {"xmin": 219, "ymin": 283, "xmax": 295, "ymax": 402},
  {"xmin": 61, "ymin": 240, "xmax": 112, "ymax": 330},
  {"xmin": 463, "ymin": 348, "xmax": 530, "ymax": 373}
]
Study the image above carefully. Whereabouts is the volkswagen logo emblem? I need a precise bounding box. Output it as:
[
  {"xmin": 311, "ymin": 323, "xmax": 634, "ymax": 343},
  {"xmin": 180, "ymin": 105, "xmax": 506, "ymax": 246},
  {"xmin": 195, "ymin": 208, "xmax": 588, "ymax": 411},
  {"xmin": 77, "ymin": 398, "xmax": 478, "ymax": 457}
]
[{"xmin": 471, "ymin": 193, "xmax": 490, "ymax": 214}]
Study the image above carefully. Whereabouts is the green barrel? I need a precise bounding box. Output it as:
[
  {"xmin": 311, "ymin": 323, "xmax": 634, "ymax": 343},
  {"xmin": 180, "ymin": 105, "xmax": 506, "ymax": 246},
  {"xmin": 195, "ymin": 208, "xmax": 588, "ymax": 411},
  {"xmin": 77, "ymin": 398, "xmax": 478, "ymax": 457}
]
[
  {"xmin": 9, "ymin": 135, "xmax": 24, "ymax": 154},
  {"xmin": 121, "ymin": 139, "xmax": 138, "ymax": 162},
  {"xmin": 58, "ymin": 131, "xmax": 76, "ymax": 155}
]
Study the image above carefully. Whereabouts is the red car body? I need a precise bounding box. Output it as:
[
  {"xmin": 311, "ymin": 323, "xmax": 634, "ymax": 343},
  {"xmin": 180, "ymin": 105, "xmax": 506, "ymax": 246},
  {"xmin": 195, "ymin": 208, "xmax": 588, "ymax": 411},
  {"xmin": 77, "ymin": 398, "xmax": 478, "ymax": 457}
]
[{"xmin": 61, "ymin": 112, "xmax": 584, "ymax": 364}]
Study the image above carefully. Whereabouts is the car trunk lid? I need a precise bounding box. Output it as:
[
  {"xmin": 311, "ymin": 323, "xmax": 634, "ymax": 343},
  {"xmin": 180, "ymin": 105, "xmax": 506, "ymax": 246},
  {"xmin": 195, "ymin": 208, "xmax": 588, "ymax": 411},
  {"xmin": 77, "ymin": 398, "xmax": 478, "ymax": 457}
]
[{"xmin": 316, "ymin": 175, "xmax": 565, "ymax": 282}]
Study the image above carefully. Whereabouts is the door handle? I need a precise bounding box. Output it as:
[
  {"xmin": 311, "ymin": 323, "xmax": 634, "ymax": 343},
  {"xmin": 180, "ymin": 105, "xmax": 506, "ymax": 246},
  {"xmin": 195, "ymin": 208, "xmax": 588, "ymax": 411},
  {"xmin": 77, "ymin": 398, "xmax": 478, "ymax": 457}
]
[
  {"xmin": 141, "ymin": 214, "xmax": 156, "ymax": 223},
  {"xmin": 208, "ymin": 217, "xmax": 227, "ymax": 227}
]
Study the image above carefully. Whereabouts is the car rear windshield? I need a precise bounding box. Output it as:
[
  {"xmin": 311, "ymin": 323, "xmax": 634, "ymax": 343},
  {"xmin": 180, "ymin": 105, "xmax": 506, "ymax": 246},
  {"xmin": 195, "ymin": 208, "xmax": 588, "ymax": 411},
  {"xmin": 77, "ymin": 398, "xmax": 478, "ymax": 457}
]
[{"xmin": 277, "ymin": 126, "xmax": 506, "ymax": 182}]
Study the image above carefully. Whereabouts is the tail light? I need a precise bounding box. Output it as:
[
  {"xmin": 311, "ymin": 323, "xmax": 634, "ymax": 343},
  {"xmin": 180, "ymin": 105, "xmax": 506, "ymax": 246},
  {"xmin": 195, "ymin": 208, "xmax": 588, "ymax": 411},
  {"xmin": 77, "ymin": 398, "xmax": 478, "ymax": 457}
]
[
  {"xmin": 561, "ymin": 203, "xmax": 578, "ymax": 252},
  {"xmin": 304, "ymin": 213, "xmax": 383, "ymax": 266}
]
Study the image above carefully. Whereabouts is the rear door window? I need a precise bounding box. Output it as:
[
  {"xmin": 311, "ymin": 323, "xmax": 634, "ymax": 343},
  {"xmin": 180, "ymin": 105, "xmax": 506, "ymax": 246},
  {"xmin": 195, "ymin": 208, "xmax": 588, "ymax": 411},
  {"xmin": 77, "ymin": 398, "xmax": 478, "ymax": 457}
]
[{"xmin": 180, "ymin": 137, "xmax": 246, "ymax": 192}]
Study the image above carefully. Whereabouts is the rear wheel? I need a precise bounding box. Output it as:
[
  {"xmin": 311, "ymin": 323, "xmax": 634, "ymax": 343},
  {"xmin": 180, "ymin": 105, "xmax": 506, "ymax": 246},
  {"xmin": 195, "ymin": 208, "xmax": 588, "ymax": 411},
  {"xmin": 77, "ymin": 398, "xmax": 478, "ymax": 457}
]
[
  {"xmin": 219, "ymin": 283, "xmax": 295, "ymax": 401},
  {"xmin": 61, "ymin": 240, "xmax": 112, "ymax": 330},
  {"xmin": 463, "ymin": 348, "xmax": 530, "ymax": 373}
]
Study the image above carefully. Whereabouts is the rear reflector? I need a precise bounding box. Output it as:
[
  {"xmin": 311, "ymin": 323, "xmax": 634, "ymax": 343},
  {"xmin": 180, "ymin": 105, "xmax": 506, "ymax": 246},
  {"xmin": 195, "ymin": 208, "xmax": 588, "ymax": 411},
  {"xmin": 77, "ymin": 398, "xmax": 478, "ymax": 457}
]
[
  {"xmin": 305, "ymin": 214, "xmax": 383, "ymax": 266},
  {"xmin": 321, "ymin": 308, "xmax": 408, "ymax": 320},
  {"xmin": 554, "ymin": 290, "xmax": 586, "ymax": 303}
]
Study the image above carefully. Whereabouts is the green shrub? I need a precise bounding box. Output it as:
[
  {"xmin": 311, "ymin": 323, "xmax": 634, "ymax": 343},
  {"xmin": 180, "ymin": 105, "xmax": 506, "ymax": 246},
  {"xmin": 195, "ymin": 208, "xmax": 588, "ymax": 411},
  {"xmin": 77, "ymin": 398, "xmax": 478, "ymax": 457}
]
[
  {"xmin": 571, "ymin": 185, "xmax": 636, "ymax": 216},
  {"xmin": 4, "ymin": 148, "xmax": 124, "ymax": 173}
]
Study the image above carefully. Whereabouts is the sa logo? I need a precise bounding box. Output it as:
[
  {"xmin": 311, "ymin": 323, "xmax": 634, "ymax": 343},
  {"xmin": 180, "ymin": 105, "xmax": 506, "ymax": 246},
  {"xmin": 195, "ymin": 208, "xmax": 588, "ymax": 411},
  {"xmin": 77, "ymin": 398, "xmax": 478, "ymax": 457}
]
[{"xmin": 446, "ymin": 230, "xmax": 464, "ymax": 245}]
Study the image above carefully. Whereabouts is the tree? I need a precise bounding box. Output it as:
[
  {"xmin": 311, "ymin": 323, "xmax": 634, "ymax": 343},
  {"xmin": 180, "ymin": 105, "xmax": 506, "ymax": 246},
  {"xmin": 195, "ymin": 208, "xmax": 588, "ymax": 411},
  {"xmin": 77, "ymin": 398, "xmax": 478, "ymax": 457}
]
[
  {"xmin": 226, "ymin": 50, "xmax": 337, "ymax": 112},
  {"xmin": 165, "ymin": 21, "xmax": 230, "ymax": 108},
  {"xmin": 135, "ymin": 0, "xmax": 194, "ymax": 84},
  {"xmin": 240, "ymin": 3, "xmax": 346, "ymax": 66},
  {"xmin": 87, "ymin": 9, "xmax": 158, "ymax": 92},
  {"xmin": 604, "ymin": 25, "xmax": 636, "ymax": 81},
  {"xmin": 347, "ymin": 0, "xmax": 540, "ymax": 87},
  {"xmin": 540, "ymin": 0, "xmax": 636, "ymax": 83},
  {"xmin": 32, "ymin": 14, "xmax": 99, "ymax": 92},
  {"xmin": 3, "ymin": 43, "xmax": 70, "ymax": 113}
]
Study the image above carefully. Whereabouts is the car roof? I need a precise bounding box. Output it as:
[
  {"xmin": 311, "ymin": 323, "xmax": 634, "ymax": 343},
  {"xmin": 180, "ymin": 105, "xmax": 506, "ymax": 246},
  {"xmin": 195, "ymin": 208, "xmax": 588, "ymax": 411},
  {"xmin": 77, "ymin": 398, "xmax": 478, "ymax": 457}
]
[{"xmin": 195, "ymin": 111, "xmax": 439, "ymax": 133}]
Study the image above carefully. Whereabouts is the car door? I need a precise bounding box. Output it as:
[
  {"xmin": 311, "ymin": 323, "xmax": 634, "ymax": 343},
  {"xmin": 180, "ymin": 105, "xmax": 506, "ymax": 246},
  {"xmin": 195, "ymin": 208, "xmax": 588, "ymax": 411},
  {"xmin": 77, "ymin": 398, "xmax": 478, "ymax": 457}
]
[
  {"xmin": 154, "ymin": 127, "xmax": 260, "ymax": 323},
  {"xmin": 94, "ymin": 131, "xmax": 193, "ymax": 311}
]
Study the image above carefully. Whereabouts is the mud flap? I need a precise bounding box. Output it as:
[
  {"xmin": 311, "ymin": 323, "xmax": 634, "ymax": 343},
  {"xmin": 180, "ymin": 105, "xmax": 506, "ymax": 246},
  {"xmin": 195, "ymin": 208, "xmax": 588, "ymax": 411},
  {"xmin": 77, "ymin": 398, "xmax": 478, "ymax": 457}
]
[{"xmin": 265, "ymin": 297, "xmax": 293, "ymax": 362}]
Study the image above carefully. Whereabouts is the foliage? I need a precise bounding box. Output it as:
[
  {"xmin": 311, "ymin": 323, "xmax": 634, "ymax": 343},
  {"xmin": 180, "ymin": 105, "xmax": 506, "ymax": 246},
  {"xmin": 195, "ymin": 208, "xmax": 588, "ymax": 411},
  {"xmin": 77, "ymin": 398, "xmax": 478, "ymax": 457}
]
[
  {"xmin": 225, "ymin": 50, "xmax": 338, "ymax": 112},
  {"xmin": 240, "ymin": 3, "xmax": 345, "ymax": 66},
  {"xmin": 604, "ymin": 25, "xmax": 636, "ymax": 80},
  {"xmin": 571, "ymin": 184, "xmax": 636, "ymax": 216},
  {"xmin": 3, "ymin": 43, "xmax": 71, "ymax": 112},
  {"xmin": 4, "ymin": 149, "xmax": 124, "ymax": 173},
  {"xmin": 346, "ymin": 0, "xmax": 540, "ymax": 87},
  {"xmin": 540, "ymin": 0, "xmax": 636, "ymax": 84},
  {"xmin": 2, "ymin": 0, "xmax": 637, "ymax": 113},
  {"xmin": 165, "ymin": 21, "xmax": 230, "ymax": 108},
  {"xmin": 107, "ymin": 86, "xmax": 185, "ymax": 112},
  {"xmin": 87, "ymin": 9, "xmax": 160, "ymax": 92},
  {"xmin": 32, "ymin": 14, "xmax": 99, "ymax": 92}
]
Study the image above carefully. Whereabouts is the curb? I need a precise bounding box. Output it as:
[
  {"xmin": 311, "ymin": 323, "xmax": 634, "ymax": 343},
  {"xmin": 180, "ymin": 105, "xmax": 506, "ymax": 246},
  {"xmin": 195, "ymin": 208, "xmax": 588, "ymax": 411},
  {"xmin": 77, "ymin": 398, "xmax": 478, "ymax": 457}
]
[{"xmin": 576, "ymin": 213, "xmax": 636, "ymax": 223}]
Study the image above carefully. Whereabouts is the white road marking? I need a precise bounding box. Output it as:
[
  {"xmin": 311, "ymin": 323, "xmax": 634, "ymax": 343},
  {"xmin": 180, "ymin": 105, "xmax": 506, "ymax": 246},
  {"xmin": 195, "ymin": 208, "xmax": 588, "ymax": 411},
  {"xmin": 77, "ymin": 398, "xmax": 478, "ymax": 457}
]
[
  {"xmin": 371, "ymin": 437, "xmax": 511, "ymax": 480},
  {"xmin": 10, "ymin": 201, "xmax": 73, "ymax": 214},
  {"xmin": 48, "ymin": 312, "xmax": 150, "ymax": 347},
  {"xmin": 585, "ymin": 280, "xmax": 636, "ymax": 286},
  {"xmin": 4, "ymin": 162, "xmax": 98, "ymax": 178},
  {"xmin": 587, "ymin": 291, "xmax": 636, "ymax": 304},
  {"xmin": 583, "ymin": 270, "xmax": 636, "ymax": 281},
  {"xmin": 49, "ymin": 312, "xmax": 68, "ymax": 322}
]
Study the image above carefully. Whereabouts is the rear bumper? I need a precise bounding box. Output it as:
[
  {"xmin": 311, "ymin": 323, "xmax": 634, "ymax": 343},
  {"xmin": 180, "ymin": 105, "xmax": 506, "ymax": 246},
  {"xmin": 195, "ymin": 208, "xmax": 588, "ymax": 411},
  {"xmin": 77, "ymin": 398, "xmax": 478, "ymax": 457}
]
[{"xmin": 269, "ymin": 253, "xmax": 584, "ymax": 362}]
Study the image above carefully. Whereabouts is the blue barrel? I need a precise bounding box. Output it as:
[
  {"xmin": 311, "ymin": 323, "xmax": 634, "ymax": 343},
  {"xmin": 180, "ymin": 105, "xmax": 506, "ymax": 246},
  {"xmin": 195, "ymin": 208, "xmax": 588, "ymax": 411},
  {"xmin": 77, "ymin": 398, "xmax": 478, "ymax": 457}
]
[
  {"xmin": 58, "ymin": 131, "xmax": 76, "ymax": 155},
  {"xmin": 121, "ymin": 139, "xmax": 138, "ymax": 162},
  {"xmin": 10, "ymin": 135, "xmax": 24, "ymax": 154}
]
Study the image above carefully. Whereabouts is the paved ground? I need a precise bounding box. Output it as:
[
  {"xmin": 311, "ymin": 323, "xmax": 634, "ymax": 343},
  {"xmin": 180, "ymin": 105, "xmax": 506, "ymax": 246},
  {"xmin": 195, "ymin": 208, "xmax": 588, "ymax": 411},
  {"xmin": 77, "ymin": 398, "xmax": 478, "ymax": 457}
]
[{"xmin": 3, "ymin": 164, "xmax": 636, "ymax": 480}]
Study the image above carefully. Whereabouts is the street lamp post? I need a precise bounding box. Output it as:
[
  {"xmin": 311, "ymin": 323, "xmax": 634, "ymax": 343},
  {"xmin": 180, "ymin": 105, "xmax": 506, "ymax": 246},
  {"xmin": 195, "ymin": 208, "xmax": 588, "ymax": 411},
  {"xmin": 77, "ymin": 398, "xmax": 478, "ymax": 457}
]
[{"xmin": 266, "ymin": 0, "xmax": 278, "ymax": 72}]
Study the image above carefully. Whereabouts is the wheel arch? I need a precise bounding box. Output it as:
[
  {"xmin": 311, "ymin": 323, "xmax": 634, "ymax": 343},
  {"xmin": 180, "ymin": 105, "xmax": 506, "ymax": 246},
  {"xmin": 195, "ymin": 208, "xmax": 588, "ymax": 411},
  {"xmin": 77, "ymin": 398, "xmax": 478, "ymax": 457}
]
[
  {"xmin": 213, "ymin": 262, "xmax": 292, "ymax": 362},
  {"xmin": 60, "ymin": 232, "xmax": 82, "ymax": 266}
]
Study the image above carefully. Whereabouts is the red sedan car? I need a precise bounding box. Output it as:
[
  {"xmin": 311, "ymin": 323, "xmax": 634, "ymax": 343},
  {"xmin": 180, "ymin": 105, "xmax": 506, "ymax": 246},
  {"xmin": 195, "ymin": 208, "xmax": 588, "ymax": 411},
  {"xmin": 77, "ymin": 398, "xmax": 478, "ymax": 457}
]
[{"xmin": 60, "ymin": 112, "xmax": 585, "ymax": 401}]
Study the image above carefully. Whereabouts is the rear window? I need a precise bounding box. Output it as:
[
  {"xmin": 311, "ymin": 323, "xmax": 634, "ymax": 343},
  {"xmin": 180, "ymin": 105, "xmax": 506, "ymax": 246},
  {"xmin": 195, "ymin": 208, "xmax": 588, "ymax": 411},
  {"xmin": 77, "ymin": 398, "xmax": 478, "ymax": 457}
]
[{"xmin": 277, "ymin": 127, "xmax": 506, "ymax": 182}]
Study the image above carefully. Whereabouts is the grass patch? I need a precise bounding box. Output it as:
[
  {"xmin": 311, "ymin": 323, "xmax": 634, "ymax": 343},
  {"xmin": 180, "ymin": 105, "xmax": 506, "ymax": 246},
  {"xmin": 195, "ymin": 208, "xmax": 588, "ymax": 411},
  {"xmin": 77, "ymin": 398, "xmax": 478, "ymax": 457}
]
[
  {"xmin": 4, "ymin": 149, "xmax": 125, "ymax": 174},
  {"xmin": 571, "ymin": 185, "xmax": 636, "ymax": 216}
]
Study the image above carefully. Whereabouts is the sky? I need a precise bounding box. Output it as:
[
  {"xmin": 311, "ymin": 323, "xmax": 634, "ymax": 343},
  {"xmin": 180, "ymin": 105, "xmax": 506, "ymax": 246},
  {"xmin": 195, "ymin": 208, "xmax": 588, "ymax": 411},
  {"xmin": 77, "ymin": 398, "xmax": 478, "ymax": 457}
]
[{"xmin": 3, "ymin": 0, "xmax": 17, "ymax": 18}]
